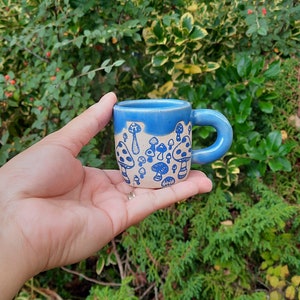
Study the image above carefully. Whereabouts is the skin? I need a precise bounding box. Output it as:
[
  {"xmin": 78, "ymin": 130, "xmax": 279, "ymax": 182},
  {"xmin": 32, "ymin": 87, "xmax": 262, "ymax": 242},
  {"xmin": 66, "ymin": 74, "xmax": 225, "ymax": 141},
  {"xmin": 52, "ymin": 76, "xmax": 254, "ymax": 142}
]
[{"xmin": 0, "ymin": 92, "xmax": 212, "ymax": 299}]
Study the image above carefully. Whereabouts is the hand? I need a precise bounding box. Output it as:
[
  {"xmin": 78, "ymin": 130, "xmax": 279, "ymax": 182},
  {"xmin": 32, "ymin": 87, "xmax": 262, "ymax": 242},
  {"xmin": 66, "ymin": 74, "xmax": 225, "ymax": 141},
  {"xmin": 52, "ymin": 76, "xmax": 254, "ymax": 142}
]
[{"xmin": 0, "ymin": 92, "xmax": 212, "ymax": 299}]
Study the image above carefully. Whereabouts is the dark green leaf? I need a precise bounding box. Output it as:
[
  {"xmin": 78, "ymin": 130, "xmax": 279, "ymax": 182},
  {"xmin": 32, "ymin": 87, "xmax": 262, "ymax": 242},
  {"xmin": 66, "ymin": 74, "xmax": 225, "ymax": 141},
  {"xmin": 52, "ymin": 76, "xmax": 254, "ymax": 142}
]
[
  {"xmin": 266, "ymin": 131, "xmax": 282, "ymax": 152},
  {"xmin": 258, "ymin": 101, "xmax": 273, "ymax": 113},
  {"xmin": 236, "ymin": 55, "xmax": 252, "ymax": 78},
  {"xmin": 264, "ymin": 61, "xmax": 281, "ymax": 78}
]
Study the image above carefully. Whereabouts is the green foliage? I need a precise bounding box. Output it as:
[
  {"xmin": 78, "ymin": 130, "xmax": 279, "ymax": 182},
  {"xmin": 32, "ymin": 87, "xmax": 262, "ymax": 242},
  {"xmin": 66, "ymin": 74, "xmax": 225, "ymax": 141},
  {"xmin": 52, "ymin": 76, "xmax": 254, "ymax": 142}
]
[
  {"xmin": 87, "ymin": 277, "xmax": 138, "ymax": 300},
  {"xmin": 1, "ymin": 1, "xmax": 299, "ymax": 299},
  {"xmin": 242, "ymin": 0, "xmax": 300, "ymax": 56}
]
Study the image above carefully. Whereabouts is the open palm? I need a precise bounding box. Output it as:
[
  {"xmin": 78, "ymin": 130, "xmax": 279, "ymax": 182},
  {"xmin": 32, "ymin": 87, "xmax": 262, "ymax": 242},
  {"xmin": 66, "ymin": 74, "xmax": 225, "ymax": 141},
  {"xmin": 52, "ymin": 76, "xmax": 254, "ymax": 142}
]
[{"xmin": 0, "ymin": 93, "xmax": 212, "ymax": 287}]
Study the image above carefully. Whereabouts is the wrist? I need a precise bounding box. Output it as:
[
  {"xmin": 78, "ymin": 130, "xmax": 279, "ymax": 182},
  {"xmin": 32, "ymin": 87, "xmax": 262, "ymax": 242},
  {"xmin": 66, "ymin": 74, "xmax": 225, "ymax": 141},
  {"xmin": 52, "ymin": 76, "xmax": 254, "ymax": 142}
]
[{"xmin": 0, "ymin": 182, "xmax": 35, "ymax": 299}]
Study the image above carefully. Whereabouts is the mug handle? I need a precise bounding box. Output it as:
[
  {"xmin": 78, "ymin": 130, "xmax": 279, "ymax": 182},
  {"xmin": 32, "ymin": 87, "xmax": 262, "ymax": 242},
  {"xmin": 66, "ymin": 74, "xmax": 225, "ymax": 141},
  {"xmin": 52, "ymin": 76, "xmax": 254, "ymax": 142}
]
[{"xmin": 191, "ymin": 109, "xmax": 233, "ymax": 164}]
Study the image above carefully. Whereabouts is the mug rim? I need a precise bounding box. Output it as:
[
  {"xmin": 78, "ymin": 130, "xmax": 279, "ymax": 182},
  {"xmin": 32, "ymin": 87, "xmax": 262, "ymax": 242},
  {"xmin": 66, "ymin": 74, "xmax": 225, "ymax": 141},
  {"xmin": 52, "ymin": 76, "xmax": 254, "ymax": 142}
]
[{"xmin": 114, "ymin": 99, "xmax": 191, "ymax": 111}]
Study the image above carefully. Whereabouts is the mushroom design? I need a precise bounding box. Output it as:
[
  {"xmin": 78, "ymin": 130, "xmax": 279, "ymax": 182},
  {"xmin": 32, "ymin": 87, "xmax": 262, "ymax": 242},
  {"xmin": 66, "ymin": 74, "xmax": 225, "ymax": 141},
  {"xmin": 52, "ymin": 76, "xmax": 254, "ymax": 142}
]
[
  {"xmin": 151, "ymin": 162, "xmax": 169, "ymax": 182},
  {"xmin": 115, "ymin": 141, "xmax": 135, "ymax": 183},
  {"xmin": 128, "ymin": 122, "xmax": 142, "ymax": 155},
  {"xmin": 161, "ymin": 176, "xmax": 175, "ymax": 187},
  {"xmin": 156, "ymin": 143, "xmax": 167, "ymax": 161},
  {"xmin": 145, "ymin": 137, "xmax": 159, "ymax": 162},
  {"xmin": 172, "ymin": 135, "xmax": 192, "ymax": 179},
  {"xmin": 138, "ymin": 156, "xmax": 146, "ymax": 167},
  {"xmin": 166, "ymin": 153, "xmax": 171, "ymax": 164},
  {"xmin": 175, "ymin": 122, "xmax": 184, "ymax": 142},
  {"xmin": 134, "ymin": 175, "xmax": 140, "ymax": 185},
  {"xmin": 168, "ymin": 139, "xmax": 174, "ymax": 150},
  {"xmin": 138, "ymin": 167, "xmax": 146, "ymax": 179}
]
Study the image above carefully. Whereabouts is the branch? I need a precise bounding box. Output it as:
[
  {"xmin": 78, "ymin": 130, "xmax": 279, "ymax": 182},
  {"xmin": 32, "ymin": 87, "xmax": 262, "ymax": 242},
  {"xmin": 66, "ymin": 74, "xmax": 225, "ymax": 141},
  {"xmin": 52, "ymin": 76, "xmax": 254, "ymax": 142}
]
[
  {"xmin": 111, "ymin": 238, "xmax": 125, "ymax": 279},
  {"xmin": 60, "ymin": 266, "xmax": 122, "ymax": 287}
]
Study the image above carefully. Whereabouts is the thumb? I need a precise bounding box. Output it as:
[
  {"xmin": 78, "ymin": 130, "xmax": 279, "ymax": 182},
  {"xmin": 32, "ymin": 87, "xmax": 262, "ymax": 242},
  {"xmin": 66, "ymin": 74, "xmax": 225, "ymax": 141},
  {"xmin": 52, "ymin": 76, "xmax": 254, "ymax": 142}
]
[{"xmin": 45, "ymin": 92, "xmax": 117, "ymax": 156}]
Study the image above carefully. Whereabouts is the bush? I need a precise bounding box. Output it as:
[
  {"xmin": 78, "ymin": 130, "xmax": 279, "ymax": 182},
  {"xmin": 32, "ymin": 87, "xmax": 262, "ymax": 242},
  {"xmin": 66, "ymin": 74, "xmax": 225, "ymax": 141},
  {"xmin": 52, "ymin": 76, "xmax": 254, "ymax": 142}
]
[{"xmin": 1, "ymin": 0, "xmax": 299, "ymax": 299}]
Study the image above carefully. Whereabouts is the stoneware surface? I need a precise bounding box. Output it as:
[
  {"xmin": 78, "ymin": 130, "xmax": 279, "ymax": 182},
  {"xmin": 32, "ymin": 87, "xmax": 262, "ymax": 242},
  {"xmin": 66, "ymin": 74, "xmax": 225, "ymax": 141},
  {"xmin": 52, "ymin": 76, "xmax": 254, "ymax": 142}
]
[{"xmin": 113, "ymin": 99, "xmax": 233, "ymax": 188}]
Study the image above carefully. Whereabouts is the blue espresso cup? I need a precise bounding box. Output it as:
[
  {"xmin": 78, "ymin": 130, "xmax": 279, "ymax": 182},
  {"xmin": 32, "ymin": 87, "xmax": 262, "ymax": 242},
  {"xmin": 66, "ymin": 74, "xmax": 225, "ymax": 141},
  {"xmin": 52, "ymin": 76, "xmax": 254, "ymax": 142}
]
[{"xmin": 113, "ymin": 99, "xmax": 232, "ymax": 188}]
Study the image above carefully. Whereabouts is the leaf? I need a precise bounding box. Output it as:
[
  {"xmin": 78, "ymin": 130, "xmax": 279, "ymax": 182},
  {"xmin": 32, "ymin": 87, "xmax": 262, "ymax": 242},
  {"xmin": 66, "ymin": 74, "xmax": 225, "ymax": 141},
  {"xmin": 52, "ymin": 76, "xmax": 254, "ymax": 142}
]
[
  {"xmin": 269, "ymin": 275, "xmax": 279, "ymax": 288},
  {"xmin": 269, "ymin": 157, "xmax": 291, "ymax": 172},
  {"xmin": 101, "ymin": 59, "xmax": 111, "ymax": 68},
  {"xmin": 180, "ymin": 12, "xmax": 194, "ymax": 34},
  {"xmin": 285, "ymin": 285, "xmax": 296, "ymax": 300},
  {"xmin": 96, "ymin": 257, "xmax": 105, "ymax": 275},
  {"xmin": 189, "ymin": 25, "xmax": 208, "ymax": 40},
  {"xmin": 246, "ymin": 24, "xmax": 257, "ymax": 36},
  {"xmin": 291, "ymin": 275, "xmax": 300, "ymax": 286},
  {"xmin": 270, "ymin": 291, "xmax": 281, "ymax": 300},
  {"xmin": 82, "ymin": 65, "xmax": 91, "ymax": 74},
  {"xmin": 152, "ymin": 54, "xmax": 169, "ymax": 67},
  {"xmin": 264, "ymin": 60, "xmax": 281, "ymax": 78},
  {"xmin": 74, "ymin": 36, "xmax": 84, "ymax": 48},
  {"xmin": 152, "ymin": 20, "xmax": 165, "ymax": 42},
  {"xmin": 158, "ymin": 81, "xmax": 173, "ymax": 94},
  {"xmin": 280, "ymin": 265, "xmax": 289, "ymax": 279},
  {"xmin": 258, "ymin": 101, "xmax": 273, "ymax": 113},
  {"xmin": 266, "ymin": 131, "xmax": 282, "ymax": 152},
  {"xmin": 68, "ymin": 77, "xmax": 77, "ymax": 87},
  {"xmin": 87, "ymin": 70, "xmax": 96, "ymax": 79},
  {"xmin": 257, "ymin": 26, "xmax": 268, "ymax": 36},
  {"xmin": 205, "ymin": 61, "xmax": 220, "ymax": 72},
  {"xmin": 104, "ymin": 65, "xmax": 113, "ymax": 73},
  {"xmin": 64, "ymin": 69, "xmax": 73, "ymax": 80},
  {"xmin": 237, "ymin": 55, "xmax": 252, "ymax": 77},
  {"xmin": 113, "ymin": 59, "xmax": 125, "ymax": 67}
]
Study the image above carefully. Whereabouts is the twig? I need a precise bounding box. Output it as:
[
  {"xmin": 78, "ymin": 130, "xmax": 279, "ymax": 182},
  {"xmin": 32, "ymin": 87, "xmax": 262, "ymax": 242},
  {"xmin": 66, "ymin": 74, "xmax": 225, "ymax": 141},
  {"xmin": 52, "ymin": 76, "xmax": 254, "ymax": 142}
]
[
  {"xmin": 111, "ymin": 238, "xmax": 125, "ymax": 279},
  {"xmin": 60, "ymin": 266, "xmax": 122, "ymax": 287},
  {"xmin": 140, "ymin": 283, "xmax": 156, "ymax": 299}
]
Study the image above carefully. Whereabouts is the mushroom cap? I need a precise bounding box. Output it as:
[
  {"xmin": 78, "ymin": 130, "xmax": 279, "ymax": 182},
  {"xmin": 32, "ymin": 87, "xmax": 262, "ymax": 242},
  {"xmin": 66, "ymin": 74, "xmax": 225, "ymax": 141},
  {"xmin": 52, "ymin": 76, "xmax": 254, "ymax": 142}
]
[
  {"xmin": 138, "ymin": 156, "xmax": 146, "ymax": 163},
  {"xmin": 151, "ymin": 162, "xmax": 169, "ymax": 174},
  {"xmin": 161, "ymin": 176, "xmax": 175, "ymax": 187},
  {"xmin": 116, "ymin": 141, "xmax": 135, "ymax": 167},
  {"xmin": 149, "ymin": 137, "xmax": 159, "ymax": 145},
  {"xmin": 145, "ymin": 148, "xmax": 155, "ymax": 157},
  {"xmin": 172, "ymin": 135, "xmax": 192, "ymax": 161},
  {"xmin": 175, "ymin": 122, "xmax": 184, "ymax": 133},
  {"xmin": 128, "ymin": 122, "xmax": 142, "ymax": 133},
  {"xmin": 157, "ymin": 143, "xmax": 167, "ymax": 152},
  {"xmin": 168, "ymin": 139, "xmax": 174, "ymax": 145}
]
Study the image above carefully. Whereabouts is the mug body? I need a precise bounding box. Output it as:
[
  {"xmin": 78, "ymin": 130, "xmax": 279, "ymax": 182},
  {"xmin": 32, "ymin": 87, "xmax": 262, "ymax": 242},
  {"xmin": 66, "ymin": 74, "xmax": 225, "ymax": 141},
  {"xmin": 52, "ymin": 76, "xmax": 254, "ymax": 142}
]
[{"xmin": 113, "ymin": 99, "xmax": 192, "ymax": 188}]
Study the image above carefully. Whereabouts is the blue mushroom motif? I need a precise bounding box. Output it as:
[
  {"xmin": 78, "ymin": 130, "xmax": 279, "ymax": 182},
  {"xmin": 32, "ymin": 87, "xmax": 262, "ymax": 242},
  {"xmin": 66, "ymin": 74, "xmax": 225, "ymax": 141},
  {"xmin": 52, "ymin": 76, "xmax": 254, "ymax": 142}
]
[
  {"xmin": 151, "ymin": 162, "xmax": 169, "ymax": 181},
  {"xmin": 128, "ymin": 123, "xmax": 142, "ymax": 155},
  {"xmin": 175, "ymin": 122, "xmax": 184, "ymax": 141},
  {"xmin": 161, "ymin": 176, "xmax": 175, "ymax": 187},
  {"xmin": 156, "ymin": 143, "xmax": 167, "ymax": 160},
  {"xmin": 115, "ymin": 141, "xmax": 135, "ymax": 183},
  {"xmin": 172, "ymin": 135, "xmax": 192, "ymax": 179}
]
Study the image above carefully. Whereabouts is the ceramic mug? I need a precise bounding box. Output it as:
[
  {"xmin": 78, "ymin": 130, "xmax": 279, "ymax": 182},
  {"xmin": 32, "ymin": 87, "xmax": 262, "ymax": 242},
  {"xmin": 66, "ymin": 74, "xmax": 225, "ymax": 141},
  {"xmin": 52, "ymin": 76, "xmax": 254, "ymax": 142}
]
[{"xmin": 113, "ymin": 99, "xmax": 233, "ymax": 188}]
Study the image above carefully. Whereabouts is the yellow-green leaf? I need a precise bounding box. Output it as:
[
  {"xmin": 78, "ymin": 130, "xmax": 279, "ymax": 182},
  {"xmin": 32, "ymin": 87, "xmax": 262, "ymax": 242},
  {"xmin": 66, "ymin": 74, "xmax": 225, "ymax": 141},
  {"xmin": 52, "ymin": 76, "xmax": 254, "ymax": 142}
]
[
  {"xmin": 175, "ymin": 63, "xmax": 202, "ymax": 74},
  {"xmin": 285, "ymin": 285, "xmax": 296, "ymax": 300},
  {"xmin": 291, "ymin": 275, "xmax": 300, "ymax": 286},
  {"xmin": 280, "ymin": 265, "xmax": 289, "ymax": 279},
  {"xmin": 270, "ymin": 291, "xmax": 282, "ymax": 300},
  {"xmin": 269, "ymin": 275, "xmax": 279, "ymax": 288},
  {"xmin": 158, "ymin": 81, "xmax": 173, "ymax": 94}
]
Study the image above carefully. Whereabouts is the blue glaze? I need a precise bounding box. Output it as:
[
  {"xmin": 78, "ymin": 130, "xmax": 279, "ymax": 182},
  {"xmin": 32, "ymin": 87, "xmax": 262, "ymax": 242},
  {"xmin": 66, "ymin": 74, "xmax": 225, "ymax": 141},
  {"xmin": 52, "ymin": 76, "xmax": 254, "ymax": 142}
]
[
  {"xmin": 191, "ymin": 109, "xmax": 233, "ymax": 165},
  {"xmin": 113, "ymin": 99, "xmax": 191, "ymax": 135},
  {"xmin": 113, "ymin": 99, "xmax": 233, "ymax": 188}
]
